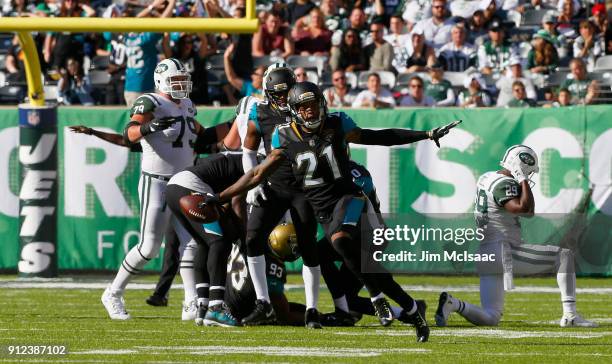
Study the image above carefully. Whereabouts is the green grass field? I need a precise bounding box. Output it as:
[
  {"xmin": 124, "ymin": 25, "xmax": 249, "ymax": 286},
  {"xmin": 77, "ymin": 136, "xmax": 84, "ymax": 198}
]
[{"xmin": 0, "ymin": 274, "xmax": 610, "ymax": 363}]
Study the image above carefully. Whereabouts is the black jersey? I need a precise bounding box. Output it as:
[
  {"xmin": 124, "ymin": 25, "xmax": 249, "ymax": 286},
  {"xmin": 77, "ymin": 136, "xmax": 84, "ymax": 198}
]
[
  {"xmin": 348, "ymin": 161, "xmax": 381, "ymax": 213},
  {"xmin": 224, "ymin": 242, "xmax": 287, "ymax": 320},
  {"xmin": 271, "ymin": 112, "xmax": 362, "ymax": 215},
  {"xmin": 185, "ymin": 153, "xmax": 243, "ymax": 192},
  {"xmin": 248, "ymin": 101, "xmax": 300, "ymax": 191}
]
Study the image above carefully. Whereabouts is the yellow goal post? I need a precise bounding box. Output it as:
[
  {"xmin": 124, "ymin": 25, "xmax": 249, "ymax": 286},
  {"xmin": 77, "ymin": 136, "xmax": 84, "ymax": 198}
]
[{"xmin": 0, "ymin": 0, "xmax": 258, "ymax": 106}]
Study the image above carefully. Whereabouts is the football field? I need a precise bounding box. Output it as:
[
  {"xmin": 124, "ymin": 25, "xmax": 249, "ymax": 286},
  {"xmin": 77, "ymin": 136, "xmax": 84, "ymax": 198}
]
[{"xmin": 0, "ymin": 274, "xmax": 610, "ymax": 363}]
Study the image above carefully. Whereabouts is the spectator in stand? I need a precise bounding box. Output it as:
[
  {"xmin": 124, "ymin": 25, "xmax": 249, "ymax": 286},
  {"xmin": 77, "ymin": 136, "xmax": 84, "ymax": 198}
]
[
  {"xmin": 294, "ymin": 67, "xmax": 309, "ymax": 82},
  {"xmin": 424, "ymin": 62, "xmax": 455, "ymax": 106},
  {"xmin": 457, "ymin": 72, "xmax": 492, "ymax": 107},
  {"xmin": 4, "ymin": 35, "xmax": 29, "ymax": 101},
  {"xmin": 373, "ymin": 0, "xmax": 406, "ymax": 26},
  {"xmin": 2, "ymin": 0, "xmax": 36, "ymax": 16},
  {"xmin": 496, "ymin": 56, "xmax": 536, "ymax": 107},
  {"xmin": 58, "ymin": 57, "xmax": 94, "ymax": 106},
  {"xmin": 292, "ymin": 8, "xmax": 333, "ymax": 56},
  {"xmin": 224, "ymin": 42, "xmax": 264, "ymax": 102},
  {"xmin": 412, "ymin": 0, "xmax": 454, "ymax": 50},
  {"xmin": 556, "ymin": 0, "xmax": 580, "ymax": 35},
  {"xmin": 540, "ymin": 13, "xmax": 570, "ymax": 58},
  {"xmin": 344, "ymin": 7, "xmax": 370, "ymax": 43},
  {"xmin": 162, "ymin": 33, "xmax": 216, "ymax": 105},
  {"xmin": 252, "ymin": 12, "xmax": 294, "ymax": 58},
  {"xmin": 527, "ymin": 29, "xmax": 559, "ymax": 74},
  {"xmin": 506, "ymin": 80, "xmax": 537, "ymax": 107},
  {"xmin": 477, "ymin": 19, "xmax": 517, "ymax": 75},
  {"xmin": 284, "ymin": 0, "xmax": 316, "ymax": 24},
  {"xmin": 468, "ymin": 9, "xmax": 488, "ymax": 46},
  {"xmin": 321, "ymin": 0, "xmax": 347, "ymax": 35},
  {"xmin": 561, "ymin": 58, "xmax": 599, "ymax": 104},
  {"xmin": 401, "ymin": 0, "xmax": 431, "ymax": 30},
  {"xmin": 98, "ymin": 4, "xmax": 129, "ymax": 105},
  {"xmin": 557, "ymin": 88, "xmax": 573, "ymax": 106},
  {"xmin": 399, "ymin": 75, "xmax": 435, "ymax": 106},
  {"xmin": 590, "ymin": 3, "xmax": 608, "ymax": 36},
  {"xmin": 323, "ymin": 69, "xmax": 358, "ymax": 107},
  {"xmin": 573, "ymin": 20, "xmax": 604, "ymax": 72},
  {"xmin": 329, "ymin": 28, "xmax": 367, "ymax": 72},
  {"xmin": 364, "ymin": 21, "xmax": 395, "ymax": 72},
  {"xmin": 384, "ymin": 14, "xmax": 412, "ymax": 74},
  {"xmin": 404, "ymin": 28, "xmax": 436, "ymax": 73},
  {"xmin": 450, "ymin": 0, "xmax": 481, "ymax": 19},
  {"xmin": 438, "ymin": 23, "xmax": 477, "ymax": 72},
  {"xmin": 43, "ymin": 0, "xmax": 96, "ymax": 71},
  {"xmin": 352, "ymin": 72, "xmax": 396, "ymax": 108}
]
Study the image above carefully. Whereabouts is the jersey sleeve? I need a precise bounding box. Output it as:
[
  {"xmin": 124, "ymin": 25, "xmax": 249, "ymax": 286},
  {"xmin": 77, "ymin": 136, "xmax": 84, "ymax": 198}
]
[
  {"xmin": 129, "ymin": 95, "xmax": 157, "ymax": 116},
  {"xmin": 492, "ymin": 178, "xmax": 521, "ymax": 206},
  {"xmin": 247, "ymin": 102, "xmax": 261, "ymax": 134},
  {"xmin": 266, "ymin": 258, "xmax": 286, "ymax": 295},
  {"xmin": 338, "ymin": 112, "xmax": 357, "ymax": 133},
  {"xmin": 270, "ymin": 126, "xmax": 286, "ymax": 150}
]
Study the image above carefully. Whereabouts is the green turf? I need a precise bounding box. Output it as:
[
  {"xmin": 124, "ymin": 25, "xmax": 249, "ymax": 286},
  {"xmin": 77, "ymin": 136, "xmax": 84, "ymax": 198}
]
[{"xmin": 0, "ymin": 275, "xmax": 610, "ymax": 363}]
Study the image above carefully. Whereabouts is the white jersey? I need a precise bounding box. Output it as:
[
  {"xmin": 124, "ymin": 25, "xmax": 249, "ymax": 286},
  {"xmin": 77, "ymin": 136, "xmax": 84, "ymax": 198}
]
[
  {"xmin": 235, "ymin": 96, "xmax": 266, "ymax": 155},
  {"xmin": 474, "ymin": 171, "xmax": 522, "ymax": 245},
  {"xmin": 130, "ymin": 93, "xmax": 197, "ymax": 176}
]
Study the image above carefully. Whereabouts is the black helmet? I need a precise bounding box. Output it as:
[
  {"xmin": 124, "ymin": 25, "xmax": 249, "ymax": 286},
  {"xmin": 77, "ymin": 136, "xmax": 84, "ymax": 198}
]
[
  {"xmin": 263, "ymin": 63, "xmax": 296, "ymax": 112},
  {"xmin": 287, "ymin": 81, "xmax": 327, "ymax": 130}
]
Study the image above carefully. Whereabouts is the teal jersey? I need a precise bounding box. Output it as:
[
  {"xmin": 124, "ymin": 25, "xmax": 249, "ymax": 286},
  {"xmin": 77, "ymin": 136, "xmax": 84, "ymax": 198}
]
[{"xmin": 124, "ymin": 32, "xmax": 162, "ymax": 92}]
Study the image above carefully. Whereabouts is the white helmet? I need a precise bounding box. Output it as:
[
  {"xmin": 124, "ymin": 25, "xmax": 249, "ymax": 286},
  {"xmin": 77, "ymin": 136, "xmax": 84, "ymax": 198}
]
[
  {"xmin": 500, "ymin": 145, "xmax": 539, "ymax": 185},
  {"xmin": 154, "ymin": 58, "xmax": 192, "ymax": 99}
]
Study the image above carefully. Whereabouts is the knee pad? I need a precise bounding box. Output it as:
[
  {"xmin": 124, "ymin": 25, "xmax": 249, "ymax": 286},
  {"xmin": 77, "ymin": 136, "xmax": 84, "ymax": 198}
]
[{"xmin": 245, "ymin": 231, "xmax": 267, "ymax": 257}]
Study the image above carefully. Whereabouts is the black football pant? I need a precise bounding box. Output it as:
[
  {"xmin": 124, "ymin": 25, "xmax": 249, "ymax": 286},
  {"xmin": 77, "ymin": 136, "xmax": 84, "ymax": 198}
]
[{"xmin": 246, "ymin": 185, "xmax": 319, "ymax": 267}]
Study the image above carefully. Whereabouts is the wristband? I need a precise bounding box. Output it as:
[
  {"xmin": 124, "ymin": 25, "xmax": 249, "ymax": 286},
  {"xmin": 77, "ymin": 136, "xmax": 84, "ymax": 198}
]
[{"xmin": 140, "ymin": 123, "xmax": 152, "ymax": 137}]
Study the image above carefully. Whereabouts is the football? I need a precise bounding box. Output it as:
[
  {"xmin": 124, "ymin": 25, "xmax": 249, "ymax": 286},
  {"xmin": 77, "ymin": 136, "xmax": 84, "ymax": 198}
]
[{"xmin": 179, "ymin": 193, "xmax": 220, "ymax": 223}]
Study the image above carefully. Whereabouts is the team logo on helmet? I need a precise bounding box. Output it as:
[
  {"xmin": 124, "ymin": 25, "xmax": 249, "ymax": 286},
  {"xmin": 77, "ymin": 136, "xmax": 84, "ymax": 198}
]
[
  {"xmin": 273, "ymin": 83, "xmax": 288, "ymax": 91},
  {"xmin": 519, "ymin": 152, "xmax": 535, "ymax": 166},
  {"xmin": 155, "ymin": 63, "xmax": 168, "ymax": 73}
]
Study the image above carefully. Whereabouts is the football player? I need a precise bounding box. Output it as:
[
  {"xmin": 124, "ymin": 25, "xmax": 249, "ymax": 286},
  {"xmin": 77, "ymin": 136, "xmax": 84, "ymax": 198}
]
[
  {"xmin": 240, "ymin": 65, "xmax": 324, "ymax": 328},
  {"xmin": 201, "ymin": 81, "xmax": 459, "ymax": 341},
  {"xmin": 101, "ymin": 58, "xmax": 209, "ymax": 320},
  {"xmin": 435, "ymin": 145, "xmax": 597, "ymax": 328}
]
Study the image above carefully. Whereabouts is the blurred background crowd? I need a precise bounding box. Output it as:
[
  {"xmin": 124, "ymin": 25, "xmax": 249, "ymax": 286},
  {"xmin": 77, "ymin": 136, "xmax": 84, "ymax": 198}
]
[{"xmin": 0, "ymin": 0, "xmax": 611, "ymax": 107}]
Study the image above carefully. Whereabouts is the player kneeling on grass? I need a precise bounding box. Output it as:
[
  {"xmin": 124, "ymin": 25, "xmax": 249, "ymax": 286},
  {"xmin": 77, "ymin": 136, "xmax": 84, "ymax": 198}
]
[{"xmin": 435, "ymin": 145, "xmax": 597, "ymax": 328}]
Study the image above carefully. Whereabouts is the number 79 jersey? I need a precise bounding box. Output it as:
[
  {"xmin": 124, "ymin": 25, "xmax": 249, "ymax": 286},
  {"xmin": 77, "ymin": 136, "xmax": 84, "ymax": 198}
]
[
  {"xmin": 271, "ymin": 112, "xmax": 362, "ymax": 215},
  {"xmin": 130, "ymin": 93, "xmax": 197, "ymax": 176},
  {"xmin": 474, "ymin": 171, "xmax": 522, "ymax": 245}
]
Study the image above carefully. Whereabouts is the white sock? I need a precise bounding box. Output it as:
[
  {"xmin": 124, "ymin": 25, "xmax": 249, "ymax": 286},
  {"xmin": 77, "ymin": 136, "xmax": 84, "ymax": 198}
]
[
  {"xmin": 333, "ymin": 296, "xmax": 349, "ymax": 313},
  {"xmin": 557, "ymin": 273, "xmax": 577, "ymax": 315},
  {"xmin": 209, "ymin": 299, "xmax": 224, "ymax": 307},
  {"xmin": 180, "ymin": 243, "xmax": 198, "ymax": 303},
  {"xmin": 247, "ymin": 255, "xmax": 269, "ymax": 302},
  {"xmin": 370, "ymin": 293, "xmax": 385, "ymax": 302},
  {"xmin": 302, "ymin": 265, "xmax": 321, "ymax": 310},
  {"xmin": 197, "ymin": 297, "xmax": 209, "ymax": 307},
  {"xmin": 391, "ymin": 306, "xmax": 403, "ymax": 318},
  {"xmin": 110, "ymin": 247, "xmax": 148, "ymax": 292},
  {"xmin": 458, "ymin": 301, "xmax": 501, "ymax": 326}
]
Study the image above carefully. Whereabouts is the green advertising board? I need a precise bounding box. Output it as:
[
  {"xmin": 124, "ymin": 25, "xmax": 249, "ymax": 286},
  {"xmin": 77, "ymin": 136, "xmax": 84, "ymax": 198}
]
[{"xmin": 0, "ymin": 106, "xmax": 610, "ymax": 274}]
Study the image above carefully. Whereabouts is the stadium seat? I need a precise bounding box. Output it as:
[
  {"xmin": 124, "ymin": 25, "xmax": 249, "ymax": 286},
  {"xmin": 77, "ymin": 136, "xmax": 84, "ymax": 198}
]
[
  {"xmin": 508, "ymin": 26, "xmax": 539, "ymax": 43},
  {"xmin": 318, "ymin": 72, "xmax": 332, "ymax": 88},
  {"xmin": 396, "ymin": 73, "xmax": 413, "ymax": 86},
  {"xmin": 0, "ymin": 71, "xmax": 5, "ymax": 87},
  {"xmin": 252, "ymin": 56, "xmax": 285, "ymax": 68},
  {"xmin": 88, "ymin": 70, "xmax": 111, "ymax": 86},
  {"xmin": 0, "ymin": 54, "xmax": 6, "ymax": 70},
  {"xmin": 518, "ymin": 42, "xmax": 532, "ymax": 59},
  {"xmin": 357, "ymin": 70, "xmax": 395, "ymax": 89},
  {"xmin": 306, "ymin": 70, "xmax": 319, "ymax": 85},
  {"xmin": 344, "ymin": 71, "xmax": 357, "ymax": 89},
  {"xmin": 207, "ymin": 69, "xmax": 227, "ymax": 86},
  {"xmin": 286, "ymin": 55, "xmax": 327, "ymax": 74},
  {"xmin": 545, "ymin": 71, "xmax": 569, "ymax": 86},
  {"xmin": 0, "ymin": 85, "xmax": 21, "ymax": 103},
  {"xmin": 594, "ymin": 55, "xmax": 612, "ymax": 71},
  {"xmin": 443, "ymin": 72, "xmax": 466, "ymax": 87},
  {"xmin": 589, "ymin": 71, "xmax": 612, "ymax": 85},
  {"xmin": 43, "ymin": 85, "xmax": 59, "ymax": 101},
  {"xmin": 0, "ymin": 33, "xmax": 12, "ymax": 54},
  {"xmin": 521, "ymin": 9, "xmax": 558, "ymax": 26},
  {"xmin": 205, "ymin": 53, "xmax": 225, "ymax": 70},
  {"xmin": 91, "ymin": 55, "xmax": 110, "ymax": 70}
]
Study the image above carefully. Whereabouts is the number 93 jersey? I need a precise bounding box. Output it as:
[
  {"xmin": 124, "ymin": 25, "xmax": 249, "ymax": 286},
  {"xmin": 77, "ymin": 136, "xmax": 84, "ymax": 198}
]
[
  {"xmin": 130, "ymin": 93, "xmax": 197, "ymax": 176},
  {"xmin": 474, "ymin": 171, "xmax": 522, "ymax": 245},
  {"xmin": 271, "ymin": 112, "xmax": 362, "ymax": 215}
]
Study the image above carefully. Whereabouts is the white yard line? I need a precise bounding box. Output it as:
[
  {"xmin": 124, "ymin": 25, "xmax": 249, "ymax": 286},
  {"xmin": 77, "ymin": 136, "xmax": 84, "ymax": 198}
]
[{"xmin": 335, "ymin": 328, "xmax": 612, "ymax": 339}]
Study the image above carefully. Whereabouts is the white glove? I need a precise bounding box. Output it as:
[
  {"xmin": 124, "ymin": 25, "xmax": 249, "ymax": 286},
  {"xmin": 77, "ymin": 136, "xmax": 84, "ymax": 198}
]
[
  {"xmin": 511, "ymin": 160, "xmax": 527, "ymax": 183},
  {"xmin": 246, "ymin": 184, "xmax": 267, "ymax": 206}
]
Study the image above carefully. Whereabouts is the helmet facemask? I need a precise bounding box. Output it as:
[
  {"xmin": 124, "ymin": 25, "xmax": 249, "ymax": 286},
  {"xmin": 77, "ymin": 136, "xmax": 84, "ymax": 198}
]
[
  {"xmin": 267, "ymin": 87, "xmax": 290, "ymax": 112},
  {"xmin": 290, "ymin": 94, "xmax": 327, "ymax": 131},
  {"xmin": 162, "ymin": 74, "xmax": 192, "ymax": 99}
]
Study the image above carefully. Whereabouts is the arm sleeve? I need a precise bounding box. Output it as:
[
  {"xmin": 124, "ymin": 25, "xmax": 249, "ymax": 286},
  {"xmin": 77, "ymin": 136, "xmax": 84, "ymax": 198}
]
[
  {"xmin": 357, "ymin": 128, "xmax": 429, "ymax": 146},
  {"xmin": 242, "ymin": 147, "xmax": 258, "ymax": 174},
  {"xmin": 436, "ymin": 87, "xmax": 456, "ymax": 107}
]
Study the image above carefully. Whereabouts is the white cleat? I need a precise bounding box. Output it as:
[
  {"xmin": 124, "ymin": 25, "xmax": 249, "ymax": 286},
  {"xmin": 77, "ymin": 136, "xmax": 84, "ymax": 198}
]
[
  {"xmin": 435, "ymin": 292, "xmax": 454, "ymax": 327},
  {"xmin": 101, "ymin": 286, "xmax": 131, "ymax": 320},
  {"xmin": 182, "ymin": 299, "xmax": 197, "ymax": 321},
  {"xmin": 560, "ymin": 313, "xmax": 598, "ymax": 328}
]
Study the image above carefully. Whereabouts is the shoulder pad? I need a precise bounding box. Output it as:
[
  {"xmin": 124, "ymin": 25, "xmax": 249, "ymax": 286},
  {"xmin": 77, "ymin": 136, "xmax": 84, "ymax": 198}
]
[
  {"xmin": 130, "ymin": 94, "xmax": 159, "ymax": 116},
  {"xmin": 491, "ymin": 177, "xmax": 521, "ymax": 206}
]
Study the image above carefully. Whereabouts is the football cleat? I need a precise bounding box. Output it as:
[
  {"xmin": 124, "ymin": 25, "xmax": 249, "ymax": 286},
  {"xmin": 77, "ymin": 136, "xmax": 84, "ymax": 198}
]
[
  {"xmin": 241, "ymin": 299, "xmax": 276, "ymax": 326},
  {"xmin": 560, "ymin": 313, "xmax": 598, "ymax": 328},
  {"xmin": 145, "ymin": 295, "xmax": 168, "ymax": 307},
  {"xmin": 182, "ymin": 299, "xmax": 197, "ymax": 321},
  {"xmin": 400, "ymin": 300, "xmax": 430, "ymax": 343},
  {"xmin": 372, "ymin": 297, "xmax": 394, "ymax": 327},
  {"xmin": 320, "ymin": 308, "xmax": 356, "ymax": 327},
  {"xmin": 305, "ymin": 308, "xmax": 323, "ymax": 329},
  {"xmin": 435, "ymin": 292, "xmax": 455, "ymax": 327},
  {"xmin": 204, "ymin": 304, "xmax": 241, "ymax": 327},
  {"xmin": 101, "ymin": 286, "xmax": 130, "ymax": 320},
  {"xmin": 195, "ymin": 303, "xmax": 208, "ymax": 326}
]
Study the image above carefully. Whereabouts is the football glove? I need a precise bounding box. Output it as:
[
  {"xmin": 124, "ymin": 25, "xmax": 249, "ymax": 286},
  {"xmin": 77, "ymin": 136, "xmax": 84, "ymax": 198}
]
[
  {"xmin": 197, "ymin": 192, "xmax": 221, "ymax": 209},
  {"xmin": 428, "ymin": 120, "xmax": 462, "ymax": 148},
  {"xmin": 246, "ymin": 184, "xmax": 267, "ymax": 207},
  {"xmin": 140, "ymin": 116, "xmax": 181, "ymax": 136}
]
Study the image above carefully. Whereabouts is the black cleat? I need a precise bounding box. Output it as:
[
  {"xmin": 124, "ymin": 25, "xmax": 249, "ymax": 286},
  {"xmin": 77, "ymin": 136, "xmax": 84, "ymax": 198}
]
[
  {"xmin": 320, "ymin": 308, "xmax": 356, "ymax": 327},
  {"xmin": 305, "ymin": 308, "xmax": 323, "ymax": 329},
  {"xmin": 241, "ymin": 299, "xmax": 276, "ymax": 326},
  {"xmin": 372, "ymin": 297, "xmax": 394, "ymax": 327},
  {"xmin": 195, "ymin": 303, "xmax": 208, "ymax": 326},
  {"xmin": 146, "ymin": 295, "xmax": 168, "ymax": 307},
  {"xmin": 399, "ymin": 300, "xmax": 430, "ymax": 343}
]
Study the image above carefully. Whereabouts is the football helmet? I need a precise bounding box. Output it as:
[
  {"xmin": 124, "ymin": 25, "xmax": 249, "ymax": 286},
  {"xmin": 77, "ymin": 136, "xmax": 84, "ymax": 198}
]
[
  {"xmin": 154, "ymin": 58, "xmax": 192, "ymax": 99},
  {"xmin": 263, "ymin": 63, "xmax": 295, "ymax": 112},
  {"xmin": 287, "ymin": 81, "xmax": 327, "ymax": 130},
  {"xmin": 500, "ymin": 145, "xmax": 539, "ymax": 185},
  {"xmin": 268, "ymin": 223, "xmax": 300, "ymax": 262}
]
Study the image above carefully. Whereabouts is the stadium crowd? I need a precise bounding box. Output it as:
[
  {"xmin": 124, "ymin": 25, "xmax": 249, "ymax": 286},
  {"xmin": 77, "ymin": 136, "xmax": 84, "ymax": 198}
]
[{"xmin": 1, "ymin": 0, "xmax": 611, "ymax": 107}]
